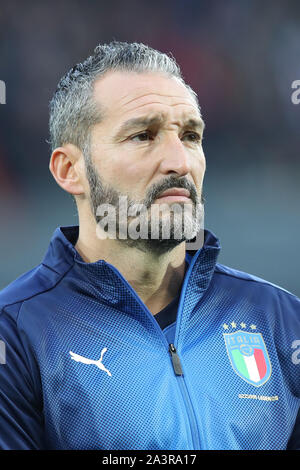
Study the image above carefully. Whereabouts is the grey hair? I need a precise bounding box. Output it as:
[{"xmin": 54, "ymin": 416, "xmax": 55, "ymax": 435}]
[{"xmin": 48, "ymin": 41, "xmax": 200, "ymax": 155}]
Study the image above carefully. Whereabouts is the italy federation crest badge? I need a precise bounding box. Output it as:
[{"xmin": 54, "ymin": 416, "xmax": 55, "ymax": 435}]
[{"xmin": 223, "ymin": 327, "xmax": 272, "ymax": 387}]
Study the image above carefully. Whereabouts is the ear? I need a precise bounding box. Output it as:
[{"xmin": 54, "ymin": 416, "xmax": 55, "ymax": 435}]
[{"xmin": 49, "ymin": 144, "xmax": 85, "ymax": 195}]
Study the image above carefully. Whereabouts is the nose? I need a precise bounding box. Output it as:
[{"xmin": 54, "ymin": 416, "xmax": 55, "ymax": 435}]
[{"xmin": 157, "ymin": 132, "xmax": 192, "ymax": 177}]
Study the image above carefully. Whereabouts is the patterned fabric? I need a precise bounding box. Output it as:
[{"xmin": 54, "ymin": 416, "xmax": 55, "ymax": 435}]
[
  {"xmin": 153, "ymin": 294, "xmax": 180, "ymax": 330},
  {"xmin": 0, "ymin": 225, "xmax": 299, "ymax": 450}
]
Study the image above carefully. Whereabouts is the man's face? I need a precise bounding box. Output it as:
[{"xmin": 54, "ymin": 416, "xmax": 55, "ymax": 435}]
[{"xmin": 84, "ymin": 70, "xmax": 206, "ymax": 253}]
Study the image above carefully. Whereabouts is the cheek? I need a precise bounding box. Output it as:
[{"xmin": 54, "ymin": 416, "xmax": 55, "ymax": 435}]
[
  {"xmin": 201, "ymin": 157, "xmax": 206, "ymax": 177},
  {"xmin": 107, "ymin": 159, "xmax": 147, "ymax": 191},
  {"xmin": 198, "ymin": 147, "xmax": 206, "ymax": 167},
  {"xmin": 193, "ymin": 151, "xmax": 206, "ymax": 185}
]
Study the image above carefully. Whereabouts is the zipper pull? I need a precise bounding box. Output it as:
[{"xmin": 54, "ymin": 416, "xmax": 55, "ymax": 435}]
[{"xmin": 169, "ymin": 343, "xmax": 183, "ymax": 376}]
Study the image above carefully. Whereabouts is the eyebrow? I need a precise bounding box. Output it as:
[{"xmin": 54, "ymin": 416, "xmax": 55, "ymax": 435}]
[{"xmin": 113, "ymin": 114, "xmax": 205, "ymax": 140}]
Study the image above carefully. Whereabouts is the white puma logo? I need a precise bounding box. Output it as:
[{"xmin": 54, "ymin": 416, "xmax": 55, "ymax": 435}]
[{"xmin": 69, "ymin": 347, "xmax": 112, "ymax": 377}]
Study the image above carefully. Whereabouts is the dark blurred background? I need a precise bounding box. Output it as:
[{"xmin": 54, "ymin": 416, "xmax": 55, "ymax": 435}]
[{"xmin": 0, "ymin": 0, "xmax": 299, "ymax": 295}]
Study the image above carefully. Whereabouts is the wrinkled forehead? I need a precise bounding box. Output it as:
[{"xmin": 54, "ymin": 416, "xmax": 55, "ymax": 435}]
[{"xmin": 92, "ymin": 70, "xmax": 201, "ymax": 122}]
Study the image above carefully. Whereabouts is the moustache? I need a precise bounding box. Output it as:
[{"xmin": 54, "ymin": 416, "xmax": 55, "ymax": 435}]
[{"xmin": 145, "ymin": 177, "xmax": 199, "ymax": 208}]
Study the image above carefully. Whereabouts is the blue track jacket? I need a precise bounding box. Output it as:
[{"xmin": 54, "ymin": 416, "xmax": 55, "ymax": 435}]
[{"xmin": 0, "ymin": 225, "xmax": 299, "ymax": 450}]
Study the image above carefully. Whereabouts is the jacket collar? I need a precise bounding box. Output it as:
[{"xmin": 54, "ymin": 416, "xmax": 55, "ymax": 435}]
[{"xmin": 42, "ymin": 225, "xmax": 221, "ymax": 316}]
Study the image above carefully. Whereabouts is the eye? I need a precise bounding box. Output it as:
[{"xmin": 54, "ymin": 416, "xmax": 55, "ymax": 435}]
[
  {"xmin": 130, "ymin": 131, "xmax": 154, "ymax": 142},
  {"xmin": 182, "ymin": 132, "xmax": 202, "ymax": 142}
]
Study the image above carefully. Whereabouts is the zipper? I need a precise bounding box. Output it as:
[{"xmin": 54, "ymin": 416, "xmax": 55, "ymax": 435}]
[
  {"xmin": 169, "ymin": 343, "xmax": 183, "ymax": 375},
  {"xmin": 108, "ymin": 261, "xmax": 202, "ymax": 450},
  {"xmin": 168, "ymin": 343, "xmax": 201, "ymax": 450}
]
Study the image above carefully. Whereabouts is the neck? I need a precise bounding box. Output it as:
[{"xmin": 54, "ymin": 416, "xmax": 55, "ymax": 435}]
[{"xmin": 74, "ymin": 218, "xmax": 187, "ymax": 315}]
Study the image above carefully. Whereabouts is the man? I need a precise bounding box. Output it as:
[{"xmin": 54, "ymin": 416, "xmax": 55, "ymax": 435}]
[{"xmin": 0, "ymin": 41, "xmax": 299, "ymax": 450}]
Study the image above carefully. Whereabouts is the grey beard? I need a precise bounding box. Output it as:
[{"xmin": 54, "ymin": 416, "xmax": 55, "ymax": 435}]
[{"xmin": 84, "ymin": 154, "xmax": 205, "ymax": 255}]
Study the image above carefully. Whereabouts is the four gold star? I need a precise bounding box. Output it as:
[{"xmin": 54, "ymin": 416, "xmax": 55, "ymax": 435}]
[{"xmin": 222, "ymin": 322, "xmax": 257, "ymax": 330}]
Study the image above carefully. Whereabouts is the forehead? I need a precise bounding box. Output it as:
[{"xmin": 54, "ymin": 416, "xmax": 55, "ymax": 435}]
[{"xmin": 92, "ymin": 70, "xmax": 201, "ymax": 126}]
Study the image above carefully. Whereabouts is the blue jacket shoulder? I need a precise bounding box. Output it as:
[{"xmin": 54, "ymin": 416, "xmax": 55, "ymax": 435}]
[
  {"xmin": 0, "ymin": 263, "xmax": 70, "ymax": 313},
  {"xmin": 215, "ymin": 262, "xmax": 299, "ymax": 301}
]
